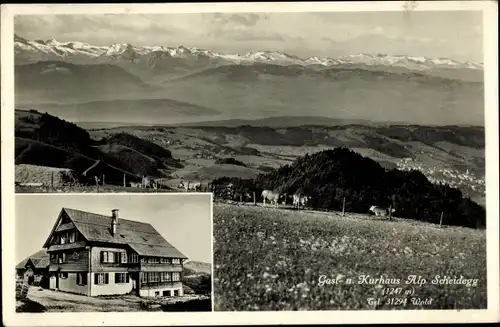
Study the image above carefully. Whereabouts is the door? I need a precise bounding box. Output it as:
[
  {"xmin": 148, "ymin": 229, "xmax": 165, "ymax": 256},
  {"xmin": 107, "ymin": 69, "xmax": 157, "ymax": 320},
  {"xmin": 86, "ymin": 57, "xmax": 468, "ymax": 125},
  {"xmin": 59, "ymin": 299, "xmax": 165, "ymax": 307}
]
[{"xmin": 135, "ymin": 272, "xmax": 140, "ymax": 296}]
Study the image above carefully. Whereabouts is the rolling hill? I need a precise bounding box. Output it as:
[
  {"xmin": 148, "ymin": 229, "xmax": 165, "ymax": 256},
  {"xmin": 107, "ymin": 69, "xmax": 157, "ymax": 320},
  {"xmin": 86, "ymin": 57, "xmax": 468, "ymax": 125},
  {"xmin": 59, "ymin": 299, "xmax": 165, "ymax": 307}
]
[
  {"xmin": 14, "ymin": 109, "xmax": 183, "ymax": 183},
  {"xmin": 15, "ymin": 61, "xmax": 155, "ymax": 104},
  {"xmin": 14, "ymin": 110, "xmax": 485, "ymax": 205},
  {"xmin": 159, "ymin": 64, "xmax": 484, "ymax": 126},
  {"xmin": 183, "ymin": 261, "xmax": 212, "ymax": 275},
  {"xmin": 17, "ymin": 98, "xmax": 221, "ymax": 125}
]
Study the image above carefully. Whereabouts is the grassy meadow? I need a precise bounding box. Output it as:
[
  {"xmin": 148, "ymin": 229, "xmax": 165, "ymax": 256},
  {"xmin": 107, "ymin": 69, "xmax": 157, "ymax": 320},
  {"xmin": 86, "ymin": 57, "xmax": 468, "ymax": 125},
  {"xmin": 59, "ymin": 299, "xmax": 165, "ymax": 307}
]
[{"xmin": 213, "ymin": 203, "xmax": 487, "ymax": 311}]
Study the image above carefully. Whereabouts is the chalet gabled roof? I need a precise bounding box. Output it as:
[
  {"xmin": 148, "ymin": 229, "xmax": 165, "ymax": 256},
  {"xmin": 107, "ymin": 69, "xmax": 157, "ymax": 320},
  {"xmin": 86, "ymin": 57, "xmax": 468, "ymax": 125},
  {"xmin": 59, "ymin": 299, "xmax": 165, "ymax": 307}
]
[
  {"xmin": 16, "ymin": 249, "xmax": 49, "ymax": 270},
  {"xmin": 48, "ymin": 208, "xmax": 187, "ymax": 259}
]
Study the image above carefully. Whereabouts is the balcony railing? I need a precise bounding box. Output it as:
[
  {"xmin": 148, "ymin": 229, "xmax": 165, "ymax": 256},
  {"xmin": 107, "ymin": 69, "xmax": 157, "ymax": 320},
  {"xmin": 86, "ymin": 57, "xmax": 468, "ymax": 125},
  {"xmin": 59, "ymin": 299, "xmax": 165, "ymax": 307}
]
[{"xmin": 140, "ymin": 281, "xmax": 182, "ymax": 288}]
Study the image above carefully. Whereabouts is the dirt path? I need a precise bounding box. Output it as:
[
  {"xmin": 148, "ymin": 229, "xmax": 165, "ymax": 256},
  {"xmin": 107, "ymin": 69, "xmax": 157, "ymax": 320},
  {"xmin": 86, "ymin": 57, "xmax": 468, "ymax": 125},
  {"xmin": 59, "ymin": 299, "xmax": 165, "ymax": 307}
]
[
  {"xmin": 26, "ymin": 287, "xmax": 211, "ymax": 312},
  {"xmin": 27, "ymin": 287, "xmax": 143, "ymax": 312}
]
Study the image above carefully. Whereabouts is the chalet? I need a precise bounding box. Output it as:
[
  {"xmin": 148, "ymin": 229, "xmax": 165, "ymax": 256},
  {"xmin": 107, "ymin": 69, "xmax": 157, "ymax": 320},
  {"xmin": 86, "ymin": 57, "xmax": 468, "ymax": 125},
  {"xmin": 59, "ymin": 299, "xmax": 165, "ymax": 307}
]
[
  {"xmin": 43, "ymin": 207, "xmax": 188, "ymax": 297},
  {"xmin": 16, "ymin": 249, "xmax": 50, "ymax": 286}
]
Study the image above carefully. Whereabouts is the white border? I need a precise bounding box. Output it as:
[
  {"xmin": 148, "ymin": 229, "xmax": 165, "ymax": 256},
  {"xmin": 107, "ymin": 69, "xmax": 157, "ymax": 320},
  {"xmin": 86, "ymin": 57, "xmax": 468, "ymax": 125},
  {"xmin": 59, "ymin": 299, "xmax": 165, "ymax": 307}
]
[{"xmin": 2, "ymin": 1, "xmax": 499, "ymax": 325}]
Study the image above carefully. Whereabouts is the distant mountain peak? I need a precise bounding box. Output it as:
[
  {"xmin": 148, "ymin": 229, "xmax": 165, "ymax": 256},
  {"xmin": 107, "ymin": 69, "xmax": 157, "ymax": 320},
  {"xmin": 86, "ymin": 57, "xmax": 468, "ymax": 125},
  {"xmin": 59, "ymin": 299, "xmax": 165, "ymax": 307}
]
[{"xmin": 14, "ymin": 34, "xmax": 484, "ymax": 71}]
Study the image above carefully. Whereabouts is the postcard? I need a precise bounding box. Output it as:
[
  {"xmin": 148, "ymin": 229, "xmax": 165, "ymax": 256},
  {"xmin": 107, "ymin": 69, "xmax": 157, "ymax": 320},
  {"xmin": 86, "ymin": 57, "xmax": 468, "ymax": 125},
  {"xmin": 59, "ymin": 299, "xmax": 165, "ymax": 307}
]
[{"xmin": 1, "ymin": 1, "xmax": 498, "ymax": 325}]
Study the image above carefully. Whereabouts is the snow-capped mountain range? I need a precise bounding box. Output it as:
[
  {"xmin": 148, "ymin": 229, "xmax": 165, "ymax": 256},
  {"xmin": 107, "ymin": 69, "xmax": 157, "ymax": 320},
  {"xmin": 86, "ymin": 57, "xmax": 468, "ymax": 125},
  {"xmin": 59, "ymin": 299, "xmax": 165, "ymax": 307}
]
[{"xmin": 15, "ymin": 34, "xmax": 484, "ymax": 71}]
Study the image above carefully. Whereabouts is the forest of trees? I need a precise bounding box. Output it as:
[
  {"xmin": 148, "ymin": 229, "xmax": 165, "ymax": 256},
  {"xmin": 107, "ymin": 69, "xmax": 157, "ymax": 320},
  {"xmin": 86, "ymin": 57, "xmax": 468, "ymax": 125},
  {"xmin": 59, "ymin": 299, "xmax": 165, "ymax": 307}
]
[{"xmin": 212, "ymin": 148, "xmax": 485, "ymax": 229}]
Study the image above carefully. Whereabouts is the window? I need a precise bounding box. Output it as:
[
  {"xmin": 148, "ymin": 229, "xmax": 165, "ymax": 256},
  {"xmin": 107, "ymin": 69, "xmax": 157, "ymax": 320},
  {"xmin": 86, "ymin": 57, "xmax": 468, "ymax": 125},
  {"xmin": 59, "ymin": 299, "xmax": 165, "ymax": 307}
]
[
  {"xmin": 60, "ymin": 234, "xmax": 67, "ymax": 245},
  {"xmin": 60, "ymin": 272, "xmax": 68, "ymax": 279},
  {"xmin": 142, "ymin": 272, "xmax": 148, "ymax": 284},
  {"xmin": 146, "ymin": 257, "xmax": 160, "ymax": 264},
  {"xmin": 101, "ymin": 251, "xmax": 123, "ymax": 263},
  {"xmin": 58, "ymin": 253, "xmax": 66, "ymax": 263},
  {"xmin": 94, "ymin": 273, "xmax": 109, "ymax": 285},
  {"xmin": 155, "ymin": 291, "xmax": 160, "ymax": 297},
  {"xmin": 115, "ymin": 273, "xmax": 129, "ymax": 284},
  {"xmin": 172, "ymin": 272, "xmax": 181, "ymax": 281},
  {"xmin": 160, "ymin": 272, "xmax": 169, "ymax": 282},
  {"xmin": 121, "ymin": 253, "xmax": 128, "ymax": 263},
  {"xmin": 174, "ymin": 290, "xmax": 179, "ymax": 296},
  {"xmin": 130, "ymin": 253, "xmax": 139, "ymax": 263},
  {"xmin": 163, "ymin": 290, "xmax": 170, "ymax": 296},
  {"xmin": 77, "ymin": 273, "xmax": 87, "ymax": 285},
  {"xmin": 172, "ymin": 258, "xmax": 180, "ymax": 264},
  {"xmin": 149, "ymin": 272, "xmax": 159, "ymax": 282},
  {"xmin": 69, "ymin": 232, "xmax": 76, "ymax": 243}
]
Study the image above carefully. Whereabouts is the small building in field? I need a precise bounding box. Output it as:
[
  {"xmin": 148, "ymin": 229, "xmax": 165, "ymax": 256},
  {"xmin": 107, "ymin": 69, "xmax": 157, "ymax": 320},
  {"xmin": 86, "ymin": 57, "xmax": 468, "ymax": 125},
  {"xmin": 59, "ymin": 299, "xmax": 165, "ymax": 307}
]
[
  {"xmin": 16, "ymin": 249, "xmax": 50, "ymax": 287},
  {"xmin": 43, "ymin": 207, "xmax": 188, "ymax": 297}
]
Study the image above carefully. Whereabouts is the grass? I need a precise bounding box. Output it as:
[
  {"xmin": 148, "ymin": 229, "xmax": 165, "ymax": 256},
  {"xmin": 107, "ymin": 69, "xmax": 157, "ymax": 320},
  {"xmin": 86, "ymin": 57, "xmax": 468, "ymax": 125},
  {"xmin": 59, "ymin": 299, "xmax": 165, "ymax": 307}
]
[{"xmin": 213, "ymin": 203, "xmax": 487, "ymax": 311}]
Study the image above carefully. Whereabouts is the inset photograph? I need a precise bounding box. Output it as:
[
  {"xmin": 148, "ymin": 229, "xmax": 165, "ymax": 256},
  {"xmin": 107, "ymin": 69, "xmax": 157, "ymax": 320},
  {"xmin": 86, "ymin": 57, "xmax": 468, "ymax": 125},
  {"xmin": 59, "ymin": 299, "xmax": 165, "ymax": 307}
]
[{"xmin": 15, "ymin": 193, "xmax": 212, "ymax": 312}]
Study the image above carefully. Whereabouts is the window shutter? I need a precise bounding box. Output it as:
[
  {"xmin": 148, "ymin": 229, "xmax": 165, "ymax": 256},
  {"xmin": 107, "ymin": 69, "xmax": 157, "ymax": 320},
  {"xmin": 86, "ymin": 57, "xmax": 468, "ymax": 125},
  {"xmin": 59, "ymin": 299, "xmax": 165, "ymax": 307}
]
[
  {"xmin": 105, "ymin": 273, "xmax": 109, "ymax": 284},
  {"xmin": 77, "ymin": 273, "xmax": 80, "ymax": 285},
  {"xmin": 115, "ymin": 273, "xmax": 118, "ymax": 283},
  {"xmin": 126, "ymin": 273, "xmax": 129, "ymax": 283},
  {"xmin": 100, "ymin": 251, "xmax": 104, "ymax": 263},
  {"xmin": 94, "ymin": 273, "xmax": 98, "ymax": 285}
]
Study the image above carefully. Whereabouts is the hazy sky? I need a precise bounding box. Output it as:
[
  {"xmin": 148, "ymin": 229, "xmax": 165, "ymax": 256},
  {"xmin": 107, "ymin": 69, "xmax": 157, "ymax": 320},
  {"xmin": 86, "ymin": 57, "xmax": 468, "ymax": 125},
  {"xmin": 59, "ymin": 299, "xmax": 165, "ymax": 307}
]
[
  {"xmin": 15, "ymin": 11, "xmax": 483, "ymax": 62},
  {"xmin": 15, "ymin": 194, "xmax": 212, "ymax": 264}
]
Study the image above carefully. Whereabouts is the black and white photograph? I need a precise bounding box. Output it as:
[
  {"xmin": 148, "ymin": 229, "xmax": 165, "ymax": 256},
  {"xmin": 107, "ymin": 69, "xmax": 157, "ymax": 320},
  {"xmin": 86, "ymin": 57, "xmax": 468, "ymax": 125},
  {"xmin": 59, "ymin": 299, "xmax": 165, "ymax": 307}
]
[
  {"xmin": 2, "ymin": 1, "xmax": 499, "ymax": 326},
  {"xmin": 14, "ymin": 194, "xmax": 213, "ymax": 312}
]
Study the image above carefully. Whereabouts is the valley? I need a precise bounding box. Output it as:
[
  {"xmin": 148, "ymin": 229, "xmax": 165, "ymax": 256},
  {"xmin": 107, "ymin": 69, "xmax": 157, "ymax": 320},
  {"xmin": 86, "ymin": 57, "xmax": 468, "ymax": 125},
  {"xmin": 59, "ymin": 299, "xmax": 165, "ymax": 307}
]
[
  {"xmin": 14, "ymin": 108, "xmax": 485, "ymax": 206},
  {"xmin": 13, "ymin": 35, "xmax": 486, "ymax": 205}
]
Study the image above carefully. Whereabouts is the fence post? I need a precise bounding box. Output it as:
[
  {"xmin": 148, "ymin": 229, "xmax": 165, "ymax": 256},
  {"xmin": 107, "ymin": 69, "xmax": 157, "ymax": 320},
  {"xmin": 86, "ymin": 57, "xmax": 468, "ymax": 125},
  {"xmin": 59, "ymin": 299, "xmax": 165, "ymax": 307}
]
[
  {"xmin": 389, "ymin": 204, "xmax": 393, "ymax": 221},
  {"xmin": 253, "ymin": 192, "xmax": 256, "ymax": 205},
  {"xmin": 102, "ymin": 174, "xmax": 105, "ymax": 186},
  {"xmin": 123, "ymin": 174, "xmax": 126, "ymax": 188},
  {"xmin": 51, "ymin": 171, "xmax": 54, "ymax": 189},
  {"xmin": 439, "ymin": 212, "xmax": 444, "ymax": 228},
  {"xmin": 342, "ymin": 197, "xmax": 346, "ymax": 217}
]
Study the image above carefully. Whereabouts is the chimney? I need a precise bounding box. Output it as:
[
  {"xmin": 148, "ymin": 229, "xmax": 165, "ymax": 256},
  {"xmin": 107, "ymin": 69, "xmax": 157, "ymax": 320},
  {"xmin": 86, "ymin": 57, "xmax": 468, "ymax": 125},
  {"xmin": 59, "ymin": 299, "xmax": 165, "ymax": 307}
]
[{"xmin": 111, "ymin": 209, "xmax": 119, "ymax": 236}]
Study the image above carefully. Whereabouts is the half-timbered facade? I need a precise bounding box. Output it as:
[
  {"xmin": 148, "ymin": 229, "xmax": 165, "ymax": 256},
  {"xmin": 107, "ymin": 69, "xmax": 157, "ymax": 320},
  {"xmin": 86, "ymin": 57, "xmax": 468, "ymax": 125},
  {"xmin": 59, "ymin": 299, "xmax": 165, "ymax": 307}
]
[{"xmin": 43, "ymin": 207, "xmax": 187, "ymax": 297}]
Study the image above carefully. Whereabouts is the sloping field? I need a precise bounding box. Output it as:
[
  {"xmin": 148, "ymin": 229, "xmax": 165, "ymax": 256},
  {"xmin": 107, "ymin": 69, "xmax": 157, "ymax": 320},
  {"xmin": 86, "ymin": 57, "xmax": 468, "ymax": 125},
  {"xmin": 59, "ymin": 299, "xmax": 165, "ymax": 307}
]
[
  {"xmin": 174, "ymin": 164, "xmax": 263, "ymax": 181},
  {"xmin": 213, "ymin": 204, "xmax": 486, "ymax": 311}
]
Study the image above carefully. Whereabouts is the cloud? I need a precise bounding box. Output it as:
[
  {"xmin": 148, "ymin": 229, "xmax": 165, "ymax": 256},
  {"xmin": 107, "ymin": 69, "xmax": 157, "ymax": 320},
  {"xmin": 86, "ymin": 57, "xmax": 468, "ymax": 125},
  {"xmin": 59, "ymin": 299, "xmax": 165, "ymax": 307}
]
[
  {"xmin": 228, "ymin": 30, "xmax": 285, "ymax": 42},
  {"xmin": 203, "ymin": 13, "xmax": 266, "ymax": 27},
  {"xmin": 228, "ymin": 13, "xmax": 261, "ymax": 27}
]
